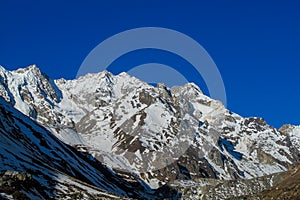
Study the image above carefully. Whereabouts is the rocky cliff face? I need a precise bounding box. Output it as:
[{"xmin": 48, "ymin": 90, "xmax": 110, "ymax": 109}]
[{"xmin": 0, "ymin": 65, "xmax": 299, "ymax": 199}]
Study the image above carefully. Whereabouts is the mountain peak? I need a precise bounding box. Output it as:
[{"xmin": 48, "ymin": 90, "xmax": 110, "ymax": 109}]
[
  {"xmin": 26, "ymin": 64, "xmax": 39, "ymax": 71},
  {"xmin": 13, "ymin": 64, "xmax": 42, "ymax": 75},
  {"xmin": 0, "ymin": 65, "xmax": 7, "ymax": 72},
  {"xmin": 99, "ymin": 69, "xmax": 114, "ymax": 79},
  {"xmin": 0, "ymin": 65, "xmax": 10, "ymax": 79},
  {"xmin": 76, "ymin": 70, "xmax": 114, "ymax": 81},
  {"xmin": 184, "ymin": 82, "xmax": 203, "ymax": 93}
]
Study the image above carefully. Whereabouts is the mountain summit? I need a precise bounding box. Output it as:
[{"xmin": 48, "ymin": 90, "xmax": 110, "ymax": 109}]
[{"xmin": 0, "ymin": 65, "xmax": 299, "ymax": 199}]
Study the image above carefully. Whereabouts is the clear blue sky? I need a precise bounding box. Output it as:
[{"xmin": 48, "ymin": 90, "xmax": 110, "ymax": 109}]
[{"xmin": 1, "ymin": 0, "xmax": 299, "ymax": 128}]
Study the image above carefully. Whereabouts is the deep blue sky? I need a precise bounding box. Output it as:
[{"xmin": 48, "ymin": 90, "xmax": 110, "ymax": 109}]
[{"xmin": 1, "ymin": 0, "xmax": 299, "ymax": 128}]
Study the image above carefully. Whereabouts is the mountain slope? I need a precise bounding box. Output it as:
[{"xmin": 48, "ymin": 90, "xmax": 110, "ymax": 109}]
[
  {"xmin": 56, "ymin": 67, "xmax": 299, "ymax": 185},
  {"xmin": 255, "ymin": 165, "xmax": 300, "ymax": 200},
  {"xmin": 0, "ymin": 96, "xmax": 178, "ymax": 199},
  {"xmin": 0, "ymin": 64, "xmax": 299, "ymax": 197}
]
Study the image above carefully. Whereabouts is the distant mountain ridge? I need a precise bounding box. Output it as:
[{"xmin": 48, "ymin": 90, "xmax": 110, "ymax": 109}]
[{"xmin": 0, "ymin": 64, "xmax": 299, "ymax": 199}]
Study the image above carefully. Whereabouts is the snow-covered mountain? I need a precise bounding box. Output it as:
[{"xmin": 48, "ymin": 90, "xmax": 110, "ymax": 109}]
[
  {"xmin": 0, "ymin": 92, "xmax": 179, "ymax": 199},
  {"xmin": 0, "ymin": 64, "xmax": 299, "ymax": 198}
]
